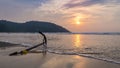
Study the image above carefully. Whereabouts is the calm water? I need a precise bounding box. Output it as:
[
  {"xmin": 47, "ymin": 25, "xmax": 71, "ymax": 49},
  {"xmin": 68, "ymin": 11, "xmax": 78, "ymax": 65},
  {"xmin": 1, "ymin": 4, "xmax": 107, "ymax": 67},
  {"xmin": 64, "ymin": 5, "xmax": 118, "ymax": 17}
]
[{"xmin": 0, "ymin": 33, "xmax": 120, "ymax": 64}]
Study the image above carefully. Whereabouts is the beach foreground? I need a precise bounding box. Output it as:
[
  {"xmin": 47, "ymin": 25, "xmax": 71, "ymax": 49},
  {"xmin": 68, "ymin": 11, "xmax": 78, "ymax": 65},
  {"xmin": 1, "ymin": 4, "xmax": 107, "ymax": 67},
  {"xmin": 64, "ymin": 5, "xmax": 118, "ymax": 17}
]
[{"xmin": 0, "ymin": 45, "xmax": 120, "ymax": 68}]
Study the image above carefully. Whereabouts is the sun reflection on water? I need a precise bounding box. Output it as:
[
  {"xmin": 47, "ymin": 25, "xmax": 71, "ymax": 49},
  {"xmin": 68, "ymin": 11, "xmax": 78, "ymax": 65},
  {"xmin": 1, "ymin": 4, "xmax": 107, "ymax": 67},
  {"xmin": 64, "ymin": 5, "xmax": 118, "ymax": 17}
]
[{"xmin": 74, "ymin": 34, "xmax": 82, "ymax": 48}]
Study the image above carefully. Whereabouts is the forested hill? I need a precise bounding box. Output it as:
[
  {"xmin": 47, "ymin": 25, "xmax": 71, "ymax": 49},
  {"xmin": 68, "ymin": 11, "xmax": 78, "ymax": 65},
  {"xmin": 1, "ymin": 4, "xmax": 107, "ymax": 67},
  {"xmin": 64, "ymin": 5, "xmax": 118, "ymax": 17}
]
[{"xmin": 0, "ymin": 20, "xmax": 70, "ymax": 33}]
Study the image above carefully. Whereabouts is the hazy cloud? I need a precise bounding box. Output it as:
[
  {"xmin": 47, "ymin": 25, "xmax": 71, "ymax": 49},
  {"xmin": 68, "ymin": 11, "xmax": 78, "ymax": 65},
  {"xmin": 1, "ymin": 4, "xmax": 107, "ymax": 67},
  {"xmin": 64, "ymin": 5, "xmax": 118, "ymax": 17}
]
[
  {"xmin": 0, "ymin": 0, "xmax": 49, "ymax": 21},
  {"xmin": 33, "ymin": 0, "xmax": 70, "ymax": 24},
  {"xmin": 64, "ymin": 0, "xmax": 120, "ymax": 8},
  {"xmin": 14, "ymin": 0, "xmax": 49, "ymax": 7}
]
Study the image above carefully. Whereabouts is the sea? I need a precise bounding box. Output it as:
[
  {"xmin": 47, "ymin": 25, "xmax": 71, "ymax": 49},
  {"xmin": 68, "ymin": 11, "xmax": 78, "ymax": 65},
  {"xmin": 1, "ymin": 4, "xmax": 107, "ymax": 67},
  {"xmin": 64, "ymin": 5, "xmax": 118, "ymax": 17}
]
[{"xmin": 0, "ymin": 33, "xmax": 120, "ymax": 64}]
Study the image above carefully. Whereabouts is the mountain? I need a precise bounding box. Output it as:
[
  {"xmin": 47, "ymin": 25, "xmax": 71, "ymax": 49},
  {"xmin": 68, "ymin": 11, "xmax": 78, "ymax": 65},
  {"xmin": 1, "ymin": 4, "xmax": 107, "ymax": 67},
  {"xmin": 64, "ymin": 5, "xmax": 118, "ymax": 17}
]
[{"xmin": 0, "ymin": 20, "xmax": 70, "ymax": 33}]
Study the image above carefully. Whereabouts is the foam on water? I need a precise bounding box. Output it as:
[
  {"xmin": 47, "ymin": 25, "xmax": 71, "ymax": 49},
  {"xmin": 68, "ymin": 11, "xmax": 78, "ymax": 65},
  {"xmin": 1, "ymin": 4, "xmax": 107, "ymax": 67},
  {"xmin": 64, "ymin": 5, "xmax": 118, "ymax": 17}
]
[{"xmin": 46, "ymin": 47, "xmax": 120, "ymax": 64}]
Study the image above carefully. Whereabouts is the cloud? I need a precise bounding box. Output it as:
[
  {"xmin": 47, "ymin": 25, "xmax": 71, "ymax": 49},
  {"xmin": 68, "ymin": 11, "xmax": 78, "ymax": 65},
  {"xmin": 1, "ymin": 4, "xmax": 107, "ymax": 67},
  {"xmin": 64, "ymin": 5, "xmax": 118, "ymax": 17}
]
[
  {"xmin": 14, "ymin": 0, "xmax": 49, "ymax": 7},
  {"xmin": 0, "ymin": 0, "xmax": 120, "ymax": 32},
  {"xmin": 64, "ymin": 0, "xmax": 120, "ymax": 8},
  {"xmin": 0, "ymin": 0, "xmax": 49, "ymax": 21},
  {"xmin": 33, "ymin": 0, "xmax": 70, "ymax": 24}
]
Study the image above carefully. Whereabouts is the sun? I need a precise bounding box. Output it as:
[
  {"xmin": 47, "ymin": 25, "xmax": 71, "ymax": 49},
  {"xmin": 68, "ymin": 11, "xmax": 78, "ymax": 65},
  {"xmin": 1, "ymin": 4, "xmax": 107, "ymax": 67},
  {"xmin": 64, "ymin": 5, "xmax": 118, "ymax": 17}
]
[
  {"xmin": 75, "ymin": 16, "xmax": 81, "ymax": 25},
  {"xmin": 76, "ymin": 21, "xmax": 81, "ymax": 24}
]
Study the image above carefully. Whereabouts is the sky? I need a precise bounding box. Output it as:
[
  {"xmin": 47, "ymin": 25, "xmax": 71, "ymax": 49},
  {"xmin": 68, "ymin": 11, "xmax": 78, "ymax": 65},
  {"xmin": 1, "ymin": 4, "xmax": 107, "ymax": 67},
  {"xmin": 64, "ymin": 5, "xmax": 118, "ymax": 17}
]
[{"xmin": 0, "ymin": 0, "xmax": 120, "ymax": 32}]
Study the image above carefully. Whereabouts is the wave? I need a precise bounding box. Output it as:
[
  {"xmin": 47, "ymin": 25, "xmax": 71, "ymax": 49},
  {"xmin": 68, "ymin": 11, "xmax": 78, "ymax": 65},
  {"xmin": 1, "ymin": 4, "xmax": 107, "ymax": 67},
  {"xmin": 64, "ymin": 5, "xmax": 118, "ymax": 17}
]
[
  {"xmin": 0, "ymin": 40, "xmax": 120, "ymax": 65},
  {"xmin": 45, "ymin": 48, "xmax": 120, "ymax": 65}
]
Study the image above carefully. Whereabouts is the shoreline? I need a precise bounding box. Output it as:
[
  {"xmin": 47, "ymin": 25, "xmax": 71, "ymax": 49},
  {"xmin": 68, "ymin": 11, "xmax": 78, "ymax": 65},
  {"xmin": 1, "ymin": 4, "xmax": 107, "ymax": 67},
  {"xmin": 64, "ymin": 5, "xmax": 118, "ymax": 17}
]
[{"xmin": 0, "ymin": 45, "xmax": 120, "ymax": 68}]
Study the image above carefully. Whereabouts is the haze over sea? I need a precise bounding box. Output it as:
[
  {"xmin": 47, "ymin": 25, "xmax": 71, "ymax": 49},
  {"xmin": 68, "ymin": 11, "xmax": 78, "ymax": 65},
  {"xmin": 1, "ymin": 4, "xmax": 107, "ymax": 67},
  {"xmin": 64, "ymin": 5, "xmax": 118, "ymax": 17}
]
[{"xmin": 0, "ymin": 33, "xmax": 120, "ymax": 64}]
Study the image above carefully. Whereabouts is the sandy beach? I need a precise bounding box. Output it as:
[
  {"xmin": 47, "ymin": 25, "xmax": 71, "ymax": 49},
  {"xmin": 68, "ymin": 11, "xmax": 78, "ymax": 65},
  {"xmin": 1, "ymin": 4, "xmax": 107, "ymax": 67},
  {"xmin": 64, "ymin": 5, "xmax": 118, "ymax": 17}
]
[{"xmin": 0, "ymin": 42, "xmax": 120, "ymax": 68}]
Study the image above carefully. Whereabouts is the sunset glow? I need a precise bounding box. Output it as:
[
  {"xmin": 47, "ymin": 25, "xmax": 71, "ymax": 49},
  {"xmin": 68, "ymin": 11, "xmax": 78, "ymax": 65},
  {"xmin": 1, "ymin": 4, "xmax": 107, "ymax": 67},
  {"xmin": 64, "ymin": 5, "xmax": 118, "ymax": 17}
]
[
  {"xmin": 0, "ymin": 0, "xmax": 120, "ymax": 32},
  {"xmin": 75, "ymin": 16, "xmax": 81, "ymax": 25},
  {"xmin": 76, "ymin": 21, "xmax": 81, "ymax": 25}
]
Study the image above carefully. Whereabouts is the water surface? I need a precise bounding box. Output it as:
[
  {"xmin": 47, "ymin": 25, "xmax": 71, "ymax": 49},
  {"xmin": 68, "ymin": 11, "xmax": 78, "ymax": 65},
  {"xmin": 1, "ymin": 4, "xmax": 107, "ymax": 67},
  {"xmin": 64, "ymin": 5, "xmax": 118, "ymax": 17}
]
[{"xmin": 0, "ymin": 33, "xmax": 120, "ymax": 64}]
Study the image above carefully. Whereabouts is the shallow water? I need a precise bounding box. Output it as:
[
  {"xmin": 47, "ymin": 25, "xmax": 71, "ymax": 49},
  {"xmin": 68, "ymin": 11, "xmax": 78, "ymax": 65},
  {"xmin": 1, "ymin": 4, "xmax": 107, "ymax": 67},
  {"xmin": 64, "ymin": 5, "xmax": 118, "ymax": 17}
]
[{"xmin": 0, "ymin": 33, "xmax": 120, "ymax": 64}]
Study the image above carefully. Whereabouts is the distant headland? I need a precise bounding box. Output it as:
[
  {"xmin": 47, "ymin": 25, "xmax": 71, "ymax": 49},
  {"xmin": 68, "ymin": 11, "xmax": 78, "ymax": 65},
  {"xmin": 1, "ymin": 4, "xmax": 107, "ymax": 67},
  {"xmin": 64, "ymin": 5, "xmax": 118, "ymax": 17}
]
[{"xmin": 0, "ymin": 20, "xmax": 70, "ymax": 33}]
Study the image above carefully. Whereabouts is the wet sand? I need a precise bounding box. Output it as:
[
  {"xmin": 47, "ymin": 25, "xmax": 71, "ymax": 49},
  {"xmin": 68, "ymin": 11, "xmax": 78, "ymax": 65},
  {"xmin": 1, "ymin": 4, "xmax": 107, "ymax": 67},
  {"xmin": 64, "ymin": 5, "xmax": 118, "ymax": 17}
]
[{"xmin": 0, "ymin": 43, "xmax": 120, "ymax": 68}]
